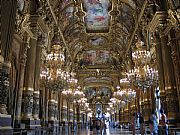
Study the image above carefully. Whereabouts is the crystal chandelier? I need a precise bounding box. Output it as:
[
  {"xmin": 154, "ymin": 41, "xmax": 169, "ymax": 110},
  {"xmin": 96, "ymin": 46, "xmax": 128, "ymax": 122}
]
[
  {"xmin": 78, "ymin": 97, "xmax": 88, "ymax": 110},
  {"xmin": 132, "ymin": 40, "xmax": 151, "ymax": 66},
  {"xmin": 73, "ymin": 87, "xmax": 84, "ymax": 101},
  {"xmin": 127, "ymin": 65, "xmax": 158, "ymax": 88},
  {"xmin": 40, "ymin": 28, "xmax": 65, "ymax": 91},
  {"xmin": 62, "ymin": 88, "xmax": 73, "ymax": 101},
  {"xmin": 110, "ymin": 82, "xmax": 136, "ymax": 111},
  {"xmin": 113, "ymin": 84, "xmax": 136, "ymax": 103},
  {"xmin": 128, "ymin": 40, "xmax": 158, "ymax": 89}
]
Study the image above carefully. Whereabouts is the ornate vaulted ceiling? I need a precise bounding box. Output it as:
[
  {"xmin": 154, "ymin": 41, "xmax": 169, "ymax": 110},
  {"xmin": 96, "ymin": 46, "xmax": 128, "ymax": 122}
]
[{"xmin": 48, "ymin": 0, "xmax": 146, "ymax": 101}]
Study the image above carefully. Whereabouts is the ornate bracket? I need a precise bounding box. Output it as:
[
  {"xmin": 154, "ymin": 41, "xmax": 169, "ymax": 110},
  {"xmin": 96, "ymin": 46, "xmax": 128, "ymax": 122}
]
[{"xmin": 147, "ymin": 11, "xmax": 168, "ymax": 33}]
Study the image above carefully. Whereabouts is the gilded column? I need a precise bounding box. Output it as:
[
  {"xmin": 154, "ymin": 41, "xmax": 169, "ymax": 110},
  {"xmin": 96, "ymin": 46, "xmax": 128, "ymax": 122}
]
[
  {"xmin": 32, "ymin": 36, "xmax": 44, "ymax": 119},
  {"xmin": 160, "ymin": 30, "xmax": 178, "ymax": 125},
  {"xmin": 154, "ymin": 32, "xmax": 166, "ymax": 110},
  {"xmin": 143, "ymin": 89, "xmax": 151, "ymax": 122},
  {"xmin": 124, "ymin": 104, "xmax": 129, "ymax": 124},
  {"xmin": 72, "ymin": 102, "xmax": 76, "ymax": 131},
  {"xmin": 120, "ymin": 109, "xmax": 124, "ymax": 124},
  {"xmin": 67, "ymin": 100, "xmax": 70, "ymax": 124},
  {"xmin": 0, "ymin": 52, "xmax": 5, "ymax": 113},
  {"xmin": 169, "ymin": 29, "xmax": 180, "ymax": 117},
  {"xmin": 14, "ymin": 34, "xmax": 30, "ymax": 124},
  {"xmin": 58, "ymin": 92, "xmax": 62, "ymax": 124},
  {"xmin": 130, "ymin": 99, "xmax": 136, "ymax": 116},
  {"xmin": 0, "ymin": 61, "xmax": 11, "ymax": 114},
  {"xmin": 150, "ymin": 86, "xmax": 156, "ymax": 110},
  {"xmin": 21, "ymin": 28, "xmax": 37, "ymax": 120},
  {"xmin": 48, "ymin": 91, "xmax": 56, "ymax": 121},
  {"xmin": 135, "ymin": 87, "xmax": 140, "ymax": 113},
  {"xmin": 0, "ymin": 0, "xmax": 17, "ymax": 115},
  {"xmin": 140, "ymin": 90, "xmax": 145, "ymax": 117}
]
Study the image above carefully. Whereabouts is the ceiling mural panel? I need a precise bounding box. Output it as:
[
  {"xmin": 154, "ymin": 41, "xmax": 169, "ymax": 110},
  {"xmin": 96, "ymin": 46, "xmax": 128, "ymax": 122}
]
[
  {"xmin": 60, "ymin": 0, "xmax": 75, "ymax": 30},
  {"xmin": 80, "ymin": 50, "xmax": 112, "ymax": 66},
  {"xmin": 88, "ymin": 36, "xmax": 107, "ymax": 46},
  {"xmin": 83, "ymin": 0, "xmax": 111, "ymax": 32},
  {"xmin": 83, "ymin": 77, "xmax": 112, "ymax": 84},
  {"xmin": 61, "ymin": 0, "xmax": 71, "ymax": 8}
]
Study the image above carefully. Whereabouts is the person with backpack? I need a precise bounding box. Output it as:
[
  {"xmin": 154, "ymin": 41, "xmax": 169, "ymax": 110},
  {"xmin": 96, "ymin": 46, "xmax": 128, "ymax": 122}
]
[{"xmin": 159, "ymin": 108, "xmax": 168, "ymax": 135}]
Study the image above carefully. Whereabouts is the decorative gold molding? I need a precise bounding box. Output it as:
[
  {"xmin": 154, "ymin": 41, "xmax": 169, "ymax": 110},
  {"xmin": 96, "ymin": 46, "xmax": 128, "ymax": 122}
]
[
  {"xmin": 147, "ymin": 11, "xmax": 168, "ymax": 32},
  {"xmin": 22, "ymin": 14, "xmax": 36, "ymax": 39},
  {"xmin": 37, "ymin": 16, "xmax": 50, "ymax": 34}
]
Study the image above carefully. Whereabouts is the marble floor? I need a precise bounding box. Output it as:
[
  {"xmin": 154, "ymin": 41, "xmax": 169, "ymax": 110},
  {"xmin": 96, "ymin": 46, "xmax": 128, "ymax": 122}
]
[{"xmin": 64, "ymin": 128, "xmax": 147, "ymax": 135}]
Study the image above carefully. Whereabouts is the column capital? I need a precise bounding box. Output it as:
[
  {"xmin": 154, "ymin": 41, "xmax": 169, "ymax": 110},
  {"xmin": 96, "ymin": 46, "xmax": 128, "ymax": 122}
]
[
  {"xmin": 148, "ymin": 11, "xmax": 168, "ymax": 33},
  {"xmin": 30, "ymin": 15, "xmax": 50, "ymax": 35}
]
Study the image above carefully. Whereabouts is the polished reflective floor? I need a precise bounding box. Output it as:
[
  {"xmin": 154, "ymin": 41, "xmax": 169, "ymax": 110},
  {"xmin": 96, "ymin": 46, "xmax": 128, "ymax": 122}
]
[
  {"xmin": 0, "ymin": 127, "xmax": 147, "ymax": 135},
  {"xmin": 75, "ymin": 128, "xmax": 136, "ymax": 135},
  {"xmin": 71, "ymin": 128, "xmax": 148, "ymax": 135},
  {"xmin": 2, "ymin": 126, "xmax": 180, "ymax": 135}
]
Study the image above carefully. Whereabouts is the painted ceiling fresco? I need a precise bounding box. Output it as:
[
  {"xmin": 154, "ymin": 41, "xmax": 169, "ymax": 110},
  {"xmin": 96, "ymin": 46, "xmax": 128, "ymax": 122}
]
[
  {"xmin": 83, "ymin": 77, "xmax": 112, "ymax": 84},
  {"xmin": 61, "ymin": 0, "xmax": 71, "ymax": 8},
  {"xmin": 83, "ymin": 0, "xmax": 111, "ymax": 32},
  {"xmin": 80, "ymin": 50, "xmax": 112, "ymax": 66},
  {"xmin": 61, "ymin": 0, "xmax": 75, "ymax": 28},
  {"xmin": 88, "ymin": 36, "xmax": 107, "ymax": 46}
]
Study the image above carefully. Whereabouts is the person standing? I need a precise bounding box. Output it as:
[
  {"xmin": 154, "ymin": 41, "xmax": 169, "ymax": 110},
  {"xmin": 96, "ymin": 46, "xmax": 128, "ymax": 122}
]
[
  {"xmin": 139, "ymin": 113, "xmax": 145, "ymax": 135},
  {"xmin": 131, "ymin": 113, "xmax": 136, "ymax": 135},
  {"xmin": 96, "ymin": 119, "xmax": 101, "ymax": 134},
  {"xmin": 159, "ymin": 108, "xmax": 168, "ymax": 135},
  {"xmin": 149, "ymin": 110, "xmax": 158, "ymax": 135}
]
